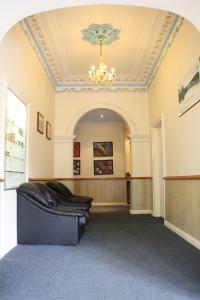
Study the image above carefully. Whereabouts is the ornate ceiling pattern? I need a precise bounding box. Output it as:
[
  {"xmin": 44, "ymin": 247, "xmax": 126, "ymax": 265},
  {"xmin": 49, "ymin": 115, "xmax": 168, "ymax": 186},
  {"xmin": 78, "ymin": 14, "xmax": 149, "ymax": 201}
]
[{"xmin": 21, "ymin": 6, "xmax": 183, "ymax": 93}]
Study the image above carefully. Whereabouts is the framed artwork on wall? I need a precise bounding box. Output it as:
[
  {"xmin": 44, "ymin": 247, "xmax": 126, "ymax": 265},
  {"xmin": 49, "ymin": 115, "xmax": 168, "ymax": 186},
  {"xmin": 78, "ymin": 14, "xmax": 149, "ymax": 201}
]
[
  {"xmin": 178, "ymin": 58, "xmax": 200, "ymax": 116},
  {"xmin": 94, "ymin": 159, "xmax": 113, "ymax": 175},
  {"xmin": 46, "ymin": 121, "xmax": 52, "ymax": 140},
  {"xmin": 93, "ymin": 141, "xmax": 113, "ymax": 157},
  {"xmin": 73, "ymin": 159, "xmax": 80, "ymax": 175},
  {"xmin": 37, "ymin": 112, "xmax": 44, "ymax": 134},
  {"xmin": 73, "ymin": 142, "xmax": 80, "ymax": 157}
]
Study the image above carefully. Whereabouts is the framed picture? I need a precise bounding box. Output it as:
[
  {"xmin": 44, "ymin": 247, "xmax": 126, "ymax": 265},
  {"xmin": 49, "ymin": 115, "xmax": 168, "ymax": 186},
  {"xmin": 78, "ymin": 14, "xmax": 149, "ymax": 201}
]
[
  {"xmin": 73, "ymin": 142, "xmax": 80, "ymax": 157},
  {"xmin": 73, "ymin": 159, "xmax": 80, "ymax": 175},
  {"xmin": 46, "ymin": 121, "xmax": 52, "ymax": 140},
  {"xmin": 93, "ymin": 142, "xmax": 113, "ymax": 157},
  {"xmin": 94, "ymin": 160, "xmax": 113, "ymax": 175},
  {"xmin": 37, "ymin": 112, "xmax": 44, "ymax": 134},
  {"xmin": 178, "ymin": 59, "xmax": 200, "ymax": 116}
]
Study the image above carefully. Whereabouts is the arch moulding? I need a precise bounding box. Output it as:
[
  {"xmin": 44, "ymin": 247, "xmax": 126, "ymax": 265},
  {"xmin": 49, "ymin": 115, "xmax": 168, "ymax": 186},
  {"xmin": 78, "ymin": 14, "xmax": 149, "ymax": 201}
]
[
  {"xmin": 66, "ymin": 102, "xmax": 135, "ymax": 136},
  {"xmin": 0, "ymin": 1, "xmax": 200, "ymax": 44}
]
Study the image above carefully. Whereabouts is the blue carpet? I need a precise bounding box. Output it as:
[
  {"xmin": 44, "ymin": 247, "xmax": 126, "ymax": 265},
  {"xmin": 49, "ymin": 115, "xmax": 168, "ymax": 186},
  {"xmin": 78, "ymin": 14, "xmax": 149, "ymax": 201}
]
[{"xmin": 0, "ymin": 208, "xmax": 200, "ymax": 300}]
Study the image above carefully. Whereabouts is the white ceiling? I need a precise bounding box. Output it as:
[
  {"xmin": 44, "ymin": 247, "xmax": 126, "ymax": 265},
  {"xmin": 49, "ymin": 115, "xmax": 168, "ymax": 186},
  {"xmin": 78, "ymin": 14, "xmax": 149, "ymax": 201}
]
[
  {"xmin": 79, "ymin": 108, "xmax": 124, "ymax": 123},
  {"xmin": 21, "ymin": 5, "xmax": 183, "ymax": 92}
]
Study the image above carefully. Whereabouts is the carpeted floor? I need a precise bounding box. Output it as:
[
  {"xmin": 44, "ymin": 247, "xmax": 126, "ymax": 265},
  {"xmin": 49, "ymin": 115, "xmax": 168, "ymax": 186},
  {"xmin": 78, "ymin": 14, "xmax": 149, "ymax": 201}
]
[{"xmin": 0, "ymin": 207, "xmax": 200, "ymax": 300}]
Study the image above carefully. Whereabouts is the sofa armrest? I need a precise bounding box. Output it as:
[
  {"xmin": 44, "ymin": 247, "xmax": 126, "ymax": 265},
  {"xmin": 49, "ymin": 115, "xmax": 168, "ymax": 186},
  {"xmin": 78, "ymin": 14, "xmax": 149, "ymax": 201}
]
[{"xmin": 17, "ymin": 191, "xmax": 85, "ymax": 217}]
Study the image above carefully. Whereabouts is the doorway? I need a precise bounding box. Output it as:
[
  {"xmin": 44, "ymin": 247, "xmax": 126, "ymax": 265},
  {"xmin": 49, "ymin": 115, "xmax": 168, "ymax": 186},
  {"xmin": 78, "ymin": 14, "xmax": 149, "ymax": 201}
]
[{"xmin": 152, "ymin": 115, "xmax": 165, "ymax": 217}]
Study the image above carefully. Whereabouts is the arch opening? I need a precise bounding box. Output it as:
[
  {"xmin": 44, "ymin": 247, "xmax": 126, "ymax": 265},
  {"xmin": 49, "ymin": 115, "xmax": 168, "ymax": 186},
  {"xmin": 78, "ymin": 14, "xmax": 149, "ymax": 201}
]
[{"xmin": 0, "ymin": 0, "xmax": 200, "ymax": 44}]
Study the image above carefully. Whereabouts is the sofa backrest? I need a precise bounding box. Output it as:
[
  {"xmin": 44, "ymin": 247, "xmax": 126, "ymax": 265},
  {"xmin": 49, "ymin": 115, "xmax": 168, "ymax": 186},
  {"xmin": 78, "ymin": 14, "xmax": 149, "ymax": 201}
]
[
  {"xmin": 46, "ymin": 181, "xmax": 72, "ymax": 198},
  {"xmin": 17, "ymin": 183, "xmax": 57, "ymax": 208}
]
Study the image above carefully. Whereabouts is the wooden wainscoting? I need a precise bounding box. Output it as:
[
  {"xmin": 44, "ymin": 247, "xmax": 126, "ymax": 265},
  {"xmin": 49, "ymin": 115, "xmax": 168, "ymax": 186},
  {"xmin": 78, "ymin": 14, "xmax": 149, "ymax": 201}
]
[
  {"xmin": 29, "ymin": 177, "xmax": 127, "ymax": 205},
  {"xmin": 165, "ymin": 178, "xmax": 200, "ymax": 241},
  {"xmin": 130, "ymin": 177, "xmax": 153, "ymax": 213},
  {"xmin": 74, "ymin": 178, "xmax": 127, "ymax": 205}
]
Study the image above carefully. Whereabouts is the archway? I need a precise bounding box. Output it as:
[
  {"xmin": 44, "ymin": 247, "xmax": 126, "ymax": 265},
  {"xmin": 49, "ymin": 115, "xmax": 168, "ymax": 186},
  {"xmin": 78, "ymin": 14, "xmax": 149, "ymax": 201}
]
[
  {"xmin": 0, "ymin": 0, "xmax": 200, "ymax": 44},
  {"xmin": 72, "ymin": 108, "xmax": 131, "ymax": 206}
]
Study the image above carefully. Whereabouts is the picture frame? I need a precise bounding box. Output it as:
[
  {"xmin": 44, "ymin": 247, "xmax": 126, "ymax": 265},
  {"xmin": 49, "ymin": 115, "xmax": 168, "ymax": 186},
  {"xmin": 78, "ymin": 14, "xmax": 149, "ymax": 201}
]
[
  {"xmin": 73, "ymin": 159, "xmax": 80, "ymax": 175},
  {"xmin": 73, "ymin": 142, "xmax": 80, "ymax": 157},
  {"xmin": 37, "ymin": 112, "xmax": 44, "ymax": 134},
  {"xmin": 93, "ymin": 142, "xmax": 113, "ymax": 157},
  {"xmin": 94, "ymin": 159, "xmax": 113, "ymax": 175},
  {"xmin": 178, "ymin": 58, "xmax": 200, "ymax": 116},
  {"xmin": 46, "ymin": 121, "xmax": 52, "ymax": 140}
]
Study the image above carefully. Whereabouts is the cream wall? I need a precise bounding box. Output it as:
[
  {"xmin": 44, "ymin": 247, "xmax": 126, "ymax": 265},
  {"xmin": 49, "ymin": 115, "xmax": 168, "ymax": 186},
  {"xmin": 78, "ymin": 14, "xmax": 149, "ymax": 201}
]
[
  {"xmin": 0, "ymin": 23, "xmax": 55, "ymax": 178},
  {"xmin": 74, "ymin": 122, "xmax": 125, "ymax": 178},
  {"xmin": 0, "ymin": 23, "xmax": 55, "ymax": 257},
  {"xmin": 149, "ymin": 19, "xmax": 200, "ymax": 176},
  {"xmin": 55, "ymin": 92, "xmax": 149, "ymax": 136},
  {"xmin": 149, "ymin": 19, "xmax": 200, "ymax": 244}
]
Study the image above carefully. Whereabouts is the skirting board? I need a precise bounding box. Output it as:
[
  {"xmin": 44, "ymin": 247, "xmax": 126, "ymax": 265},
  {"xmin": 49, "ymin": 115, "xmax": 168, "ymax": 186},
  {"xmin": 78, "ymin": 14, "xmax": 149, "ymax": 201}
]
[
  {"xmin": 129, "ymin": 209, "xmax": 151, "ymax": 215},
  {"xmin": 93, "ymin": 202, "xmax": 127, "ymax": 206},
  {"xmin": 164, "ymin": 221, "xmax": 200, "ymax": 250}
]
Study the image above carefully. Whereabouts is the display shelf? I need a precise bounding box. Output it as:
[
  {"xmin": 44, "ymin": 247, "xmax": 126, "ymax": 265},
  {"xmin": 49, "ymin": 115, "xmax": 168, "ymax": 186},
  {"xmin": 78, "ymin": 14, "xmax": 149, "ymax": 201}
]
[
  {"xmin": 5, "ymin": 154, "xmax": 24, "ymax": 160},
  {"xmin": 4, "ymin": 90, "xmax": 27, "ymax": 189},
  {"xmin": 6, "ymin": 139, "xmax": 24, "ymax": 147},
  {"xmin": 5, "ymin": 171, "xmax": 25, "ymax": 173}
]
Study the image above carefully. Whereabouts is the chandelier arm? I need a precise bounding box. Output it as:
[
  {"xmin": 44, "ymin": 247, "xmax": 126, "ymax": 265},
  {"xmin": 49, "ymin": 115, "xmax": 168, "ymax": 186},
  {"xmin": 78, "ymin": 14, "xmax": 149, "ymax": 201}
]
[{"xmin": 100, "ymin": 42, "xmax": 103, "ymax": 57}]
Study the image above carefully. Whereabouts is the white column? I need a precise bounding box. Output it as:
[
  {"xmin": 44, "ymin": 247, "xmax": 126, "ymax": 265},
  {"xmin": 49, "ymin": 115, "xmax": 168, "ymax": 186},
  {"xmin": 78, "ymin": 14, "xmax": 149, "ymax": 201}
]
[
  {"xmin": 129, "ymin": 134, "xmax": 151, "ymax": 211},
  {"xmin": 54, "ymin": 134, "xmax": 76, "ymax": 177},
  {"xmin": 54, "ymin": 134, "xmax": 76, "ymax": 191}
]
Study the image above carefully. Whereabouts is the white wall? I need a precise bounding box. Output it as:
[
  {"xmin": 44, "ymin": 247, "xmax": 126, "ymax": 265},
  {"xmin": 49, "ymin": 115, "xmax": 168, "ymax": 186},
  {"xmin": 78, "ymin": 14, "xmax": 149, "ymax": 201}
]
[
  {"xmin": 149, "ymin": 19, "xmax": 200, "ymax": 176},
  {"xmin": 74, "ymin": 122, "xmax": 125, "ymax": 177},
  {"xmin": 125, "ymin": 128, "xmax": 131, "ymax": 173},
  {"xmin": 0, "ymin": 23, "xmax": 55, "ymax": 257}
]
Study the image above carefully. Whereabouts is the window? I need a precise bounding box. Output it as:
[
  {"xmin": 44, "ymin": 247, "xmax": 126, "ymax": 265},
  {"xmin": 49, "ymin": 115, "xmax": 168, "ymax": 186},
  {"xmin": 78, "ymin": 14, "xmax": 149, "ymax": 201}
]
[{"xmin": 4, "ymin": 89, "xmax": 27, "ymax": 189}]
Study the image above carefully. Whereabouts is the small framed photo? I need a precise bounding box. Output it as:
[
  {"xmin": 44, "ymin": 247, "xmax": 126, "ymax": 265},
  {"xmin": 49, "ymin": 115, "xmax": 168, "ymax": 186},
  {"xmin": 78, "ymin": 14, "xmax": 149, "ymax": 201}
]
[
  {"xmin": 73, "ymin": 159, "xmax": 80, "ymax": 175},
  {"xmin": 73, "ymin": 142, "xmax": 80, "ymax": 157},
  {"xmin": 37, "ymin": 112, "xmax": 44, "ymax": 134},
  {"xmin": 46, "ymin": 121, "xmax": 52, "ymax": 140}
]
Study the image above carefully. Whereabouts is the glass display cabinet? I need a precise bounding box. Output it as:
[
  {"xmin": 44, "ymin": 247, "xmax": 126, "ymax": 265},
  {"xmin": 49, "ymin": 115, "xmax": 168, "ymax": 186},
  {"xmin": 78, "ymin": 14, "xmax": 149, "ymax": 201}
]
[{"xmin": 4, "ymin": 90, "xmax": 27, "ymax": 189}]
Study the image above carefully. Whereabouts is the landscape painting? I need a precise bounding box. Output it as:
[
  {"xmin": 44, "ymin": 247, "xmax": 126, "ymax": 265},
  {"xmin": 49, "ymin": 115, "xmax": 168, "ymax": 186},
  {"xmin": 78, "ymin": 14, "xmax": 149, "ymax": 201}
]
[
  {"xmin": 94, "ymin": 160, "xmax": 113, "ymax": 175},
  {"xmin": 93, "ymin": 142, "xmax": 113, "ymax": 157},
  {"xmin": 178, "ymin": 60, "xmax": 200, "ymax": 116}
]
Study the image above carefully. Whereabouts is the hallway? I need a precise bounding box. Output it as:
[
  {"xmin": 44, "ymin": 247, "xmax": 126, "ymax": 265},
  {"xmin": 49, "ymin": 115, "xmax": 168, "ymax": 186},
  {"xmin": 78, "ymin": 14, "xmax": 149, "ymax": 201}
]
[{"xmin": 0, "ymin": 207, "xmax": 200, "ymax": 300}]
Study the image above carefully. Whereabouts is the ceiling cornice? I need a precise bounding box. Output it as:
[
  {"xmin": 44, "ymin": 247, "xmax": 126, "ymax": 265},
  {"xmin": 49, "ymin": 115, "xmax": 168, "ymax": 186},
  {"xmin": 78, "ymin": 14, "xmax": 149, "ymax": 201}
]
[{"xmin": 20, "ymin": 10, "xmax": 183, "ymax": 93}]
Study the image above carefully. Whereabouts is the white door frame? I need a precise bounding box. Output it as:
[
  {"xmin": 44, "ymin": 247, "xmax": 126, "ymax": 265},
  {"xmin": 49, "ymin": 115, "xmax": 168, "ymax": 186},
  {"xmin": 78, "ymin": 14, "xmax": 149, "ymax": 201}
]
[{"xmin": 151, "ymin": 114, "xmax": 166, "ymax": 218}]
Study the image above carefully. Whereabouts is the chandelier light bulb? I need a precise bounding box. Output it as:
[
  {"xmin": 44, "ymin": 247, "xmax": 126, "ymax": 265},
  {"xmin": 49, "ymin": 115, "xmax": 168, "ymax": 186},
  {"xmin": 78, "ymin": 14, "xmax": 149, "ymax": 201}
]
[{"xmin": 91, "ymin": 65, "xmax": 96, "ymax": 71}]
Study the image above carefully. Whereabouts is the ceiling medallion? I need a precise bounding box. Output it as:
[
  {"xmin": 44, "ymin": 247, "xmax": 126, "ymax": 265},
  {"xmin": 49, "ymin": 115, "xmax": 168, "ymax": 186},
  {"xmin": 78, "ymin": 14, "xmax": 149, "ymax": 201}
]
[{"xmin": 82, "ymin": 23, "xmax": 120, "ymax": 85}]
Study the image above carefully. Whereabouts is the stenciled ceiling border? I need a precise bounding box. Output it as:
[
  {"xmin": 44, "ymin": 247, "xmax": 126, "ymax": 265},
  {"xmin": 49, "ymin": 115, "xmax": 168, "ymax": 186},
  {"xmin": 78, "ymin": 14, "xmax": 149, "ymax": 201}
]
[{"xmin": 20, "ymin": 13, "xmax": 183, "ymax": 93}]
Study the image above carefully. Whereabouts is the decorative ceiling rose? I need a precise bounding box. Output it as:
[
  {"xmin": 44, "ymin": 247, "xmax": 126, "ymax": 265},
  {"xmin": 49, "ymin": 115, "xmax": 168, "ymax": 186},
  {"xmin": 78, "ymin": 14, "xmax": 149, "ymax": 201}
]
[
  {"xmin": 82, "ymin": 23, "xmax": 120, "ymax": 45},
  {"xmin": 82, "ymin": 23, "xmax": 120, "ymax": 85}
]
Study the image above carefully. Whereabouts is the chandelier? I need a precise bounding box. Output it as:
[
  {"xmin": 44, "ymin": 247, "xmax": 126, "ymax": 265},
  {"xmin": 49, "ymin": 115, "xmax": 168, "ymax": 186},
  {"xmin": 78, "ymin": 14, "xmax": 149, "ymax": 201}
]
[
  {"xmin": 88, "ymin": 36, "xmax": 116, "ymax": 85},
  {"xmin": 82, "ymin": 24, "xmax": 120, "ymax": 86}
]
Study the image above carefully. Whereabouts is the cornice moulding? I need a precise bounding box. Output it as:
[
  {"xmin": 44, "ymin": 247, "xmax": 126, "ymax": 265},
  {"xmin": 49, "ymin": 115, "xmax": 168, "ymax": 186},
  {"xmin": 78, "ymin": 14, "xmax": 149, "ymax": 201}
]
[
  {"xmin": 21, "ymin": 12, "xmax": 183, "ymax": 93},
  {"xmin": 129, "ymin": 134, "xmax": 150, "ymax": 142},
  {"xmin": 54, "ymin": 135, "xmax": 76, "ymax": 143}
]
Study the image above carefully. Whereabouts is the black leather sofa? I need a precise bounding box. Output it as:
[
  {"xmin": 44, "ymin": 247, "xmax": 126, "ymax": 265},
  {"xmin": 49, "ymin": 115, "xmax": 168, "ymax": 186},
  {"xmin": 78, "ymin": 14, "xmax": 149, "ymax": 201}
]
[
  {"xmin": 17, "ymin": 182, "xmax": 88, "ymax": 246},
  {"xmin": 46, "ymin": 181, "xmax": 93, "ymax": 207}
]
